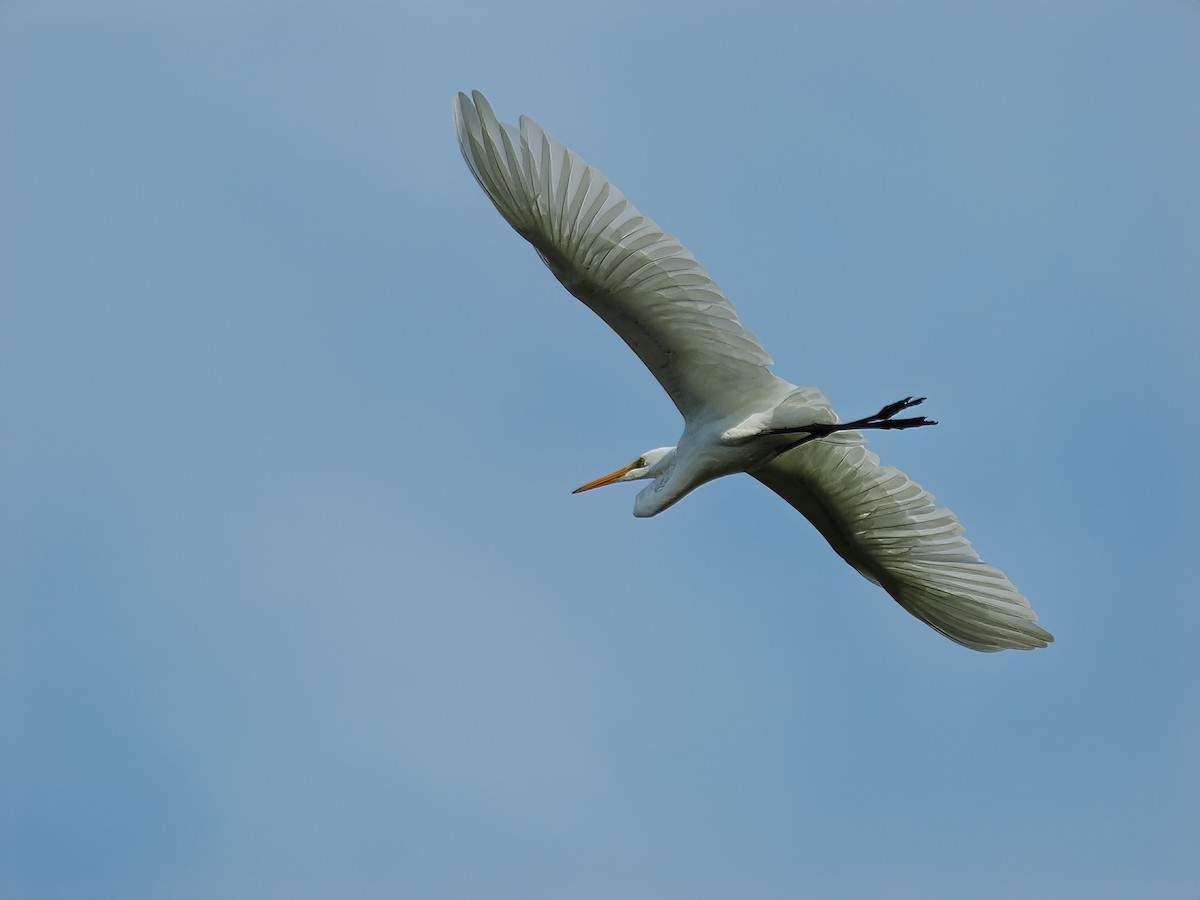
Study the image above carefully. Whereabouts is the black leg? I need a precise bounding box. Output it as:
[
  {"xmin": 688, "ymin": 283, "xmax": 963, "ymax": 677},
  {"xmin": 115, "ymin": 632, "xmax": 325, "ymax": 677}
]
[{"xmin": 758, "ymin": 396, "xmax": 938, "ymax": 440}]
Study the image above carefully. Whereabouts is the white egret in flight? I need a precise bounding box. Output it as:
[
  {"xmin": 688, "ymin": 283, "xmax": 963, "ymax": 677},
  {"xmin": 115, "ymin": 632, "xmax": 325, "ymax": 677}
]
[{"xmin": 454, "ymin": 90, "xmax": 1052, "ymax": 652}]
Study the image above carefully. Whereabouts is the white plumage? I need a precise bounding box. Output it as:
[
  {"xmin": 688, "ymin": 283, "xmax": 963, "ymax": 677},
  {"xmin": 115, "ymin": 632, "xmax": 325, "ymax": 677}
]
[{"xmin": 455, "ymin": 90, "xmax": 1052, "ymax": 652}]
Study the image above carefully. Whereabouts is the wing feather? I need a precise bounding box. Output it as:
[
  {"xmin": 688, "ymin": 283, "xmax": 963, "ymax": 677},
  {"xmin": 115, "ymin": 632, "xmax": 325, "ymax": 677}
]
[
  {"xmin": 752, "ymin": 434, "xmax": 1053, "ymax": 651},
  {"xmin": 455, "ymin": 90, "xmax": 778, "ymax": 419}
]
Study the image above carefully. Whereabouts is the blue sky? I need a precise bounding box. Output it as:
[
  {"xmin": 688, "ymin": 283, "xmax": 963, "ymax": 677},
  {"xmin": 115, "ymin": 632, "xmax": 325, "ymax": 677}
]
[{"xmin": 2, "ymin": 1, "xmax": 1198, "ymax": 897}]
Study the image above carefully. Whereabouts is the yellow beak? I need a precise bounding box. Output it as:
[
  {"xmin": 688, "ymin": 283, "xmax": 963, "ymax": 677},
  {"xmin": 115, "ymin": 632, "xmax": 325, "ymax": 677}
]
[{"xmin": 572, "ymin": 461, "xmax": 638, "ymax": 494}]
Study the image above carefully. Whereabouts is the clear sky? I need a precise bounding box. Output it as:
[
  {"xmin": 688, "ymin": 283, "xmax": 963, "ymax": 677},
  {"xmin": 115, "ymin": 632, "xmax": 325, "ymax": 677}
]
[{"xmin": 3, "ymin": 1, "xmax": 1198, "ymax": 898}]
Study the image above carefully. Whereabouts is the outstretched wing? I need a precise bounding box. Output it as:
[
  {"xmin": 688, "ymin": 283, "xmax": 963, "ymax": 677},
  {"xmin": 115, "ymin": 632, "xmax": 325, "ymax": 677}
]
[
  {"xmin": 454, "ymin": 90, "xmax": 780, "ymax": 421},
  {"xmin": 752, "ymin": 434, "xmax": 1053, "ymax": 651}
]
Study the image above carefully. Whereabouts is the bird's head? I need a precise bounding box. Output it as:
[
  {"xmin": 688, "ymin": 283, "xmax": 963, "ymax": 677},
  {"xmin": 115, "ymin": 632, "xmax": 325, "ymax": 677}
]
[{"xmin": 572, "ymin": 447, "xmax": 676, "ymax": 512}]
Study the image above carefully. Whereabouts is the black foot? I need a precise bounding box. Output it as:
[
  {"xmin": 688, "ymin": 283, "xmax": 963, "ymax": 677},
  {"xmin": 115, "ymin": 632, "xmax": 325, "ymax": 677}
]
[{"xmin": 845, "ymin": 396, "xmax": 938, "ymax": 432}]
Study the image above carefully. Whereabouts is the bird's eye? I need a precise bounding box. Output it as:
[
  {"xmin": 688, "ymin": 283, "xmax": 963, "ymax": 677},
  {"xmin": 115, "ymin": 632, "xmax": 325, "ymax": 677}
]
[{"xmin": 634, "ymin": 456, "xmax": 646, "ymax": 469}]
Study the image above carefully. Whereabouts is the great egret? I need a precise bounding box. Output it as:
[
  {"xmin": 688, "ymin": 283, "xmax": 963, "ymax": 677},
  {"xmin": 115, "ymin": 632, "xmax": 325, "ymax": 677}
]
[{"xmin": 454, "ymin": 90, "xmax": 1052, "ymax": 652}]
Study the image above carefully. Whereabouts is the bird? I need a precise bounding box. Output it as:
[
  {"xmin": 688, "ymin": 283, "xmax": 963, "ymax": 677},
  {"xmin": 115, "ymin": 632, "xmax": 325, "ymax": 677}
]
[{"xmin": 454, "ymin": 90, "xmax": 1052, "ymax": 652}]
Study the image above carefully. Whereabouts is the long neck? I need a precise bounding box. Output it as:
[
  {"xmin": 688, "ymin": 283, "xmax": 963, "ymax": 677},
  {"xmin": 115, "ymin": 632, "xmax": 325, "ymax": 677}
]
[{"xmin": 633, "ymin": 447, "xmax": 697, "ymax": 518}]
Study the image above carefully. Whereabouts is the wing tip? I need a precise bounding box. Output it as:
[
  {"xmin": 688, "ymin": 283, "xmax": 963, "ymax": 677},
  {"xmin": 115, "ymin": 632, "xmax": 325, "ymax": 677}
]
[
  {"xmin": 453, "ymin": 89, "xmax": 494, "ymax": 144},
  {"xmin": 938, "ymin": 611, "xmax": 1055, "ymax": 652}
]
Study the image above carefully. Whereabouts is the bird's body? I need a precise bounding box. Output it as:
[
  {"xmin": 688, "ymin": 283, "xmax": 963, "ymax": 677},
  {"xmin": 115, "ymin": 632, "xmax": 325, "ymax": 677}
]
[
  {"xmin": 627, "ymin": 385, "xmax": 842, "ymax": 517},
  {"xmin": 455, "ymin": 90, "xmax": 1053, "ymax": 652}
]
